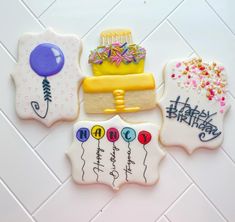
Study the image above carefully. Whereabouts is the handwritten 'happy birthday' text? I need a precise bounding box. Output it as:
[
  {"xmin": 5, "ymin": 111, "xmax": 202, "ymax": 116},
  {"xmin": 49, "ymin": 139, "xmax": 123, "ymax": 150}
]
[{"xmin": 166, "ymin": 96, "xmax": 221, "ymax": 142}]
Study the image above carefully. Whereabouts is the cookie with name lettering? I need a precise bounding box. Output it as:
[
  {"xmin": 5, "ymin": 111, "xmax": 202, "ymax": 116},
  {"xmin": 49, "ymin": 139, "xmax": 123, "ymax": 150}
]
[
  {"xmin": 12, "ymin": 29, "xmax": 83, "ymax": 127},
  {"xmin": 159, "ymin": 58, "xmax": 230, "ymax": 153},
  {"xmin": 66, "ymin": 115, "xmax": 165, "ymax": 190}
]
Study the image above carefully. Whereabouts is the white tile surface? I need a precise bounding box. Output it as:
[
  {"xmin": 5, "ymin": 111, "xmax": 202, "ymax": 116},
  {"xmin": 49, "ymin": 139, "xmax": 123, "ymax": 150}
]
[
  {"xmin": 156, "ymin": 217, "xmax": 170, "ymax": 222},
  {"xmin": 143, "ymin": 22, "xmax": 192, "ymax": 86},
  {"xmin": 166, "ymin": 185, "xmax": 225, "ymax": 222},
  {"xmin": 223, "ymin": 94, "xmax": 235, "ymax": 162},
  {"xmin": 91, "ymin": 155, "xmax": 191, "ymax": 222},
  {"xmin": 23, "ymin": 0, "xmax": 55, "ymax": 17},
  {"xmin": 0, "ymin": 180, "xmax": 33, "ymax": 222},
  {"xmin": 206, "ymin": 0, "xmax": 235, "ymax": 34},
  {"xmin": 0, "ymin": 112, "xmax": 59, "ymax": 213},
  {"xmin": 0, "ymin": 0, "xmax": 235, "ymax": 221},
  {"xmin": 40, "ymin": 0, "xmax": 121, "ymax": 36},
  {"xmin": 169, "ymin": 0, "xmax": 235, "ymax": 96},
  {"xmin": 33, "ymin": 179, "xmax": 114, "ymax": 222},
  {"xmin": 0, "ymin": 0, "xmax": 43, "ymax": 57},
  {"xmin": 36, "ymin": 123, "xmax": 74, "ymax": 182},
  {"xmin": 168, "ymin": 148, "xmax": 235, "ymax": 221}
]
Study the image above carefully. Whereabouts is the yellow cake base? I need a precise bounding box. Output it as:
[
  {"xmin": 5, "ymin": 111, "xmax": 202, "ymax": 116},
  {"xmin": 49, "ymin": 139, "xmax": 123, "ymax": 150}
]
[
  {"xmin": 83, "ymin": 90, "xmax": 156, "ymax": 114},
  {"xmin": 83, "ymin": 73, "xmax": 156, "ymax": 114}
]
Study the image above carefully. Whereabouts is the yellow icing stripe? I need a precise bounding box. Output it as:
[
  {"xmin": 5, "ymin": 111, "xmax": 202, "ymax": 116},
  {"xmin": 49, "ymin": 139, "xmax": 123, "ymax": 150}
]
[
  {"xmin": 83, "ymin": 73, "xmax": 155, "ymax": 93},
  {"xmin": 92, "ymin": 60, "xmax": 145, "ymax": 76}
]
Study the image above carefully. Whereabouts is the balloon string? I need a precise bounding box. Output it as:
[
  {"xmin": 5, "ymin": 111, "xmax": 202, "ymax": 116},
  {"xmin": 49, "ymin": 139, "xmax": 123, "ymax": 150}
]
[
  {"xmin": 111, "ymin": 142, "xmax": 119, "ymax": 187},
  {"xmin": 93, "ymin": 139, "xmax": 100, "ymax": 182},
  {"xmin": 81, "ymin": 142, "xmax": 86, "ymax": 181},
  {"xmin": 125, "ymin": 142, "xmax": 131, "ymax": 182},
  {"xmin": 143, "ymin": 144, "xmax": 148, "ymax": 183},
  {"xmin": 97, "ymin": 139, "xmax": 101, "ymax": 183},
  {"xmin": 31, "ymin": 77, "xmax": 51, "ymax": 119}
]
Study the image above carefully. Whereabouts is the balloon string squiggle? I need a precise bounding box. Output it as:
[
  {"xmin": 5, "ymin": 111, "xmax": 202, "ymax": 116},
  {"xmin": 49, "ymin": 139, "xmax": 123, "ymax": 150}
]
[
  {"xmin": 81, "ymin": 142, "xmax": 86, "ymax": 181},
  {"xmin": 31, "ymin": 77, "xmax": 51, "ymax": 119},
  {"xmin": 143, "ymin": 144, "xmax": 148, "ymax": 183}
]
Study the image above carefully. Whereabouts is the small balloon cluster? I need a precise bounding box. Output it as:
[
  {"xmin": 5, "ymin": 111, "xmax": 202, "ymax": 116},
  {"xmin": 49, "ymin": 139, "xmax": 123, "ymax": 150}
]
[{"xmin": 76, "ymin": 126, "xmax": 152, "ymax": 145}]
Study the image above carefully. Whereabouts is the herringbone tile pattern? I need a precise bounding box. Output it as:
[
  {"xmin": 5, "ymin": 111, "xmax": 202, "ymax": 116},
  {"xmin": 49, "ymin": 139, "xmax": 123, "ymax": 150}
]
[{"xmin": 0, "ymin": 0, "xmax": 234, "ymax": 221}]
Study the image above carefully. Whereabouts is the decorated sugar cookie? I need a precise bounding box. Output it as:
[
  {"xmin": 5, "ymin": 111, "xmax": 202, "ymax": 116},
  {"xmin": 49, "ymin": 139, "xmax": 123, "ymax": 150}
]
[
  {"xmin": 83, "ymin": 29, "xmax": 156, "ymax": 114},
  {"xmin": 159, "ymin": 58, "xmax": 230, "ymax": 153},
  {"xmin": 66, "ymin": 116, "xmax": 165, "ymax": 190},
  {"xmin": 12, "ymin": 29, "xmax": 83, "ymax": 127}
]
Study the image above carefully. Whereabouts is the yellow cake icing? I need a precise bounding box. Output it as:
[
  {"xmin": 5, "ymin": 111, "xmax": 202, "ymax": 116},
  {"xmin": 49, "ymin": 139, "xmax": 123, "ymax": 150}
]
[
  {"xmin": 83, "ymin": 73, "xmax": 155, "ymax": 93},
  {"xmin": 92, "ymin": 60, "xmax": 145, "ymax": 76}
]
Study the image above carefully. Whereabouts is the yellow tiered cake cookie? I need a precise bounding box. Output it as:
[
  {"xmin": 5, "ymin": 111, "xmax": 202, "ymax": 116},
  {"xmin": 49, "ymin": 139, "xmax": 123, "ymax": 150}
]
[{"xmin": 84, "ymin": 29, "xmax": 156, "ymax": 114}]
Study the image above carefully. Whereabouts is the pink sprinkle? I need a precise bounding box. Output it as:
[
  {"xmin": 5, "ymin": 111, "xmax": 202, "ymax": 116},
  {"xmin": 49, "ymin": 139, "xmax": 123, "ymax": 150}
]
[
  {"xmin": 220, "ymin": 101, "xmax": 225, "ymax": 106},
  {"xmin": 219, "ymin": 66, "xmax": 224, "ymax": 71},
  {"xmin": 220, "ymin": 109, "xmax": 224, "ymax": 114},
  {"xmin": 178, "ymin": 74, "xmax": 181, "ymax": 78},
  {"xmin": 176, "ymin": 62, "xmax": 181, "ymax": 68},
  {"xmin": 112, "ymin": 42, "xmax": 121, "ymax": 46},
  {"xmin": 192, "ymin": 65, "xmax": 196, "ymax": 69}
]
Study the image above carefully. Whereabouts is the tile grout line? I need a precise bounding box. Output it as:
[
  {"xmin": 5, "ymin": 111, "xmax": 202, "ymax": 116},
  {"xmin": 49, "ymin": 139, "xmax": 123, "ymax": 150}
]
[
  {"xmin": 1, "ymin": 2, "xmax": 233, "ymax": 221},
  {"xmin": 38, "ymin": 0, "xmax": 57, "ymax": 18},
  {"xmin": 89, "ymin": 195, "xmax": 116, "ymax": 222},
  {"xmin": 33, "ymin": 132, "xmax": 52, "ymax": 149},
  {"xmin": 81, "ymin": 0, "xmax": 123, "ymax": 39},
  {"xmin": 0, "ymin": 42, "xmax": 17, "ymax": 62},
  {"xmin": 91, "ymin": 153, "xmax": 194, "ymax": 222},
  {"xmin": 0, "ymin": 110, "xmax": 62, "ymax": 185},
  {"xmin": 0, "ymin": 109, "xmax": 36, "ymax": 150},
  {"xmin": 228, "ymin": 91, "xmax": 235, "ymax": 100},
  {"xmin": 167, "ymin": 19, "xmax": 199, "ymax": 57},
  {"xmin": 140, "ymin": 0, "xmax": 185, "ymax": 44},
  {"xmin": 153, "ymin": 182, "xmax": 194, "ymax": 222},
  {"xmin": 0, "ymin": 177, "xmax": 37, "ymax": 221},
  {"xmin": 164, "ymin": 215, "xmax": 172, "ymax": 222},
  {"xmin": 19, "ymin": 0, "xmax": 46, "ymax": 29},
  {"xmin": 163, "ymin": 183, "xmax": 228, "ymax": 222},
  {"xmin": 205, "ymin": 0, "xmax": 235, "ymax": 36},
  {"xmin": 166, "ymin": 151, "xmax": 229, "ymax": 222},
  {"xmin": 221, "ymin": 147, "xmax": 235, "ymax": 165},
  {"xmin": 32, "ymin": 177, "xmax": 72, "ymax": 216}
]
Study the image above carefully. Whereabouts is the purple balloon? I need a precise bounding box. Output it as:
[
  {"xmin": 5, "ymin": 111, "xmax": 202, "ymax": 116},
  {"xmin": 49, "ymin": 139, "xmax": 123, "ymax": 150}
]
[
  {"xmin": 76, "ymin": 128, "xmax": 90, "ymax": 143},
  {"xmin": 30, "ymin": 43, "xmax": 64, "ymax": 77}
]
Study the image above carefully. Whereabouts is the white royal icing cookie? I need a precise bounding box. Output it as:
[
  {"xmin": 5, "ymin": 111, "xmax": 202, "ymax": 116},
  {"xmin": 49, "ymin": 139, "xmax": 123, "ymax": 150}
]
[
  {"xmin": 66, "ymin": 115, "xmax": 165, "ymax": 190},
  {"xmin": 12, "ymin": 29, "xmax": 83, "ymax": 127},
  {"xmin": 159, "ymin": 58, "xmax": 230, "ymax": 153}
]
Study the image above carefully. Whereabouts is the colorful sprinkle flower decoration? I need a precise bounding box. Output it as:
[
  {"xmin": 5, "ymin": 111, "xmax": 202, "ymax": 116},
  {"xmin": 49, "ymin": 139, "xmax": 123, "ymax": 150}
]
[
  {"xmin": 88, "ymin": 42, "xmax": 146, "ymax": 66},
  {"xmin": 170, "ymin": 58, "xmax": 227, "ymax": 113},
  {"xmin": 29, "ymin": 43, "xmax": 64, "ymax": 119}
]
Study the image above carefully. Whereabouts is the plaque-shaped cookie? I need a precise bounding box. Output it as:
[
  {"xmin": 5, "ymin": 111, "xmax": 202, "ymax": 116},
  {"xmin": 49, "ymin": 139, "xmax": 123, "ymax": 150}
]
[
  {"xmin": 67, "ymin": 116, "xmax": 165, "ymax": 190},
  {"xmin": 12, "ymin": 29, "xmax": 83, "ymax": 126},
  {"xmin": 159, "ymin": 58, "xmax": 230, "ymax": 153}
]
